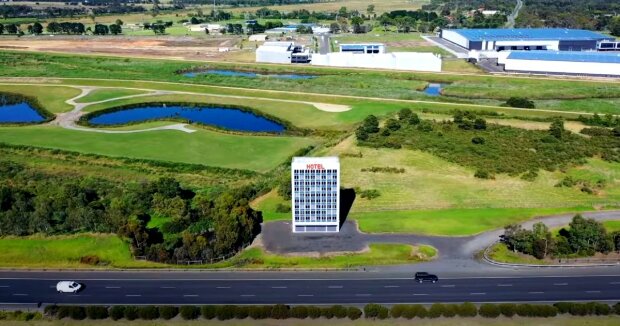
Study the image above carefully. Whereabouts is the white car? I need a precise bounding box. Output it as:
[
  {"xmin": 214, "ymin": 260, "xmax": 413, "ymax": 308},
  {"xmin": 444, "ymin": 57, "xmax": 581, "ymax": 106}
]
[{"xmin": 56, "ymin": 281, "xmax": 82, "ymax": 293}]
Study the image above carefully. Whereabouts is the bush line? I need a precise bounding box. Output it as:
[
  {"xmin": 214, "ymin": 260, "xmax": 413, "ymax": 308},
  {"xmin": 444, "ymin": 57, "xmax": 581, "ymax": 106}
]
[{"xmin": 38, "ymin": 302, "xmax": 620, "ymax": 320}]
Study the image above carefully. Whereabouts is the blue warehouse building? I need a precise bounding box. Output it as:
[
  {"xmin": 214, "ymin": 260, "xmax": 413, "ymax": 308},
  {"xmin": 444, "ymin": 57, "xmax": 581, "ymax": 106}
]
[{"xmin": 440, "ymin": 28, "xmax": 614, "ymax": 52}]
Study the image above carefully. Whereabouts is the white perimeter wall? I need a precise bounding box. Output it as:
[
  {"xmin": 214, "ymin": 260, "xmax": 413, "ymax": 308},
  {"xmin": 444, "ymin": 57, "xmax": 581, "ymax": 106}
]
[
  {"xmin": 311, "ymin": 52, "xmax": 442, "ymax": 72},
  {"xmin": 441, "ymin": 30, "xmax": 469, "ymax": 49},
  {"xmin": 504, "ymin": 59, "xmax": 620, "ymax": 76},
  {"xmin": 256, "ymin": 49, "xmax": 291, "ymax": 64}
]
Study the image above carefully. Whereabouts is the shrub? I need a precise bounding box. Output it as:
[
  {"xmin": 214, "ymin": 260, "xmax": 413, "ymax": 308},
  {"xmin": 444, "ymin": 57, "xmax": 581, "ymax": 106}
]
[
  {"xmin": 516, "ymin": 304, "xmax": 534, "ymax": 317},
  {"xmin": 479, "ymin": 304, "xmax": 501, "ymax": 318},
  {"xmin": 216, "ymin": 305, "xmax": 236, "ymax": 320},
  {"xmin": 442, "ymin": 304, "xmax": 457, "ymax": 317},
  {"xmin": 109, "ymin": 306, "xmax": 125, "ymax": 320},
  {"xmin": 138, "ymin": 306, "xmax": 159, "ymax": 320},
  {"xmin": 179, "ymin": 306, "xmax": 200, "ymax": 320},
  {"xmin": 124, "ymin": 306, "xmax": 139, "ymax": 320},
  {"xmin": 401, "ymin": 305, "xmax": 427, "ymax": 319},
  {"xmin": 201, "ymin": 305, "xmax": 216, "ymax": 319},
  {"xmin": 474, "ymin": 169, "xmax": 494, "ymax": 179},
  {"xmin": 428, "ymin": 303, "xmax": 444, "ymax": 318},
  {"xmin": 68, "ymin": 306, "xmax": 86, "ymax": 320},
  {"xmin": 44, "ymin": 305, "xmax": 59, "ymax": 317},
  {"xmin": 331, "ymin": 305, "xmax": 348, "ymax": 319},
  {"xmin": 321, "ymin": 307, "xmax": 334, "ymax": 319},
  {"xmin": 159, "ymin": 306, "xmax": 178, "ymax": 320},
  {"xmin": 398, "ymin": 108, "xmax": 412, "ymax": 121},
  {"xmin": 594, "ymin": 303, "xmax": 611, "ymax": 315},
  {"xmin": 386, "ymin": 118, "xmax": 401, "ymax": 131},
  {"xmin": 86, "ymin": 306, "xmax": 109, "ymax": 320},
  {"xmin": 390, "ymin": 305, "xmax": 406, "ymax": 318},
  {"xmin": 290, "ymin": 306, "xmax": 308, "ymax": 319},
  {"xmin": 79, "ymin": 255, "xmax": 101, "ymax": 265},
  {"xmin": 408, "ymin": 113, "xmax": 421, "ymax": 125},
  {"xmin": 499, "ymin": 303, "xmax": 517, "ymax": 317},
  {"xmin": 613, "ymin": 303, "xmax": 620, "ymax": 315},
  {"xmin": 248, "ymin": 306, "xmax": 270, "ymax": 319},
  {"xmin": 307, "ymin": 306, "xmax": 321, "ymax": 319},
  {"xmin": 364, "ymin": 304, "xmax": 388, "ymax": 319},
  {"xmin": 458, "ymin": 302, "xmax": 477, "ymax": 317},
  {"xmin": 271, "ymin": 304, "xmax": 290, "ymax": 319},
  {"xmin": 275, "ymin": 203, "xmax": 291, "ymax": 213},
  {"xmin": 56, "ymin": 306, "xmax": 70, "ymax": 320},
  {"xmin": 235, "ymin": 306, "xmax": 249, "ymax": 319},
  {"xmin": 471, "ymin": 136, "xmax": 485, "ymax": 144},
  {"xmin": 554, "ymin": 302, "xmax": 572, "ymax": 314},
  {"xmin": 347, "ymin": 307, "xmax": 362, "ymax": 320},
  {"xmin": 505, "ymin": 97, "xmax": 535, "ymax": 109}
]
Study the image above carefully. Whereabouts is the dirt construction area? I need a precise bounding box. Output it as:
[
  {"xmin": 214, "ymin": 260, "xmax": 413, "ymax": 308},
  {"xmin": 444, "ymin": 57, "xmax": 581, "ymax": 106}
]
[{"xmin": 0, "ymin": 36, "xmax": 245, "ymax": 61}]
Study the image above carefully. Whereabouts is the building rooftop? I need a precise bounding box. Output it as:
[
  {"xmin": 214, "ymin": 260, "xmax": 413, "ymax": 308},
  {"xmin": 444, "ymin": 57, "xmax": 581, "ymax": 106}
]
[
  {"xmin": 507, "ymin": 51, "xmax": 620, "ymax": 64},
  {"xmin": 448, "ymin": 28, "xmax": 612, "ymax": 41},
  {"xmin": 292, "ymin": 156, "xmax": 340, "ymax": 165}
]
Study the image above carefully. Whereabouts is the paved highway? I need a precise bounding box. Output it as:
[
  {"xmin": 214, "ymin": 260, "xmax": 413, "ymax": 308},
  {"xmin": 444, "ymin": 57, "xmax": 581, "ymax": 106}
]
[{"xmin": 2, "ymin": 274, "xmax": 619, "ymax": 305}]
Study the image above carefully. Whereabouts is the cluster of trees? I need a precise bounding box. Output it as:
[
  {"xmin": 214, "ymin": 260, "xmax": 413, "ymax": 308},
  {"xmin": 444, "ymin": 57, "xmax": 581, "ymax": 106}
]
[
  {"xmin": 503, "ymin": 215, "xmax": 620, "ymax": 259},
  {"xmin": 0, "ymin": 23, "xmax": 20, "ymax": 35},
  {"xmin": 0, "ymin": 4, "xmax": 85, "ymax": 19},
  {"xmin": 93, "ymin": 23, "xmax": 122, "ymax": 35},
  {"xmin": 356, "ymin": 110, "xmax": 620, "ymax": 178},
  {"xmin": 378, "ymin": 10, "xmax": 446, "ymax": 33},
  {"xmin": 515, "ymin": 0, "xmax": 619, "ymax": 31},
  {"xmin": 0, "ymin": 161, "xmax": 262, "ymax": 264},
  {"xmin": 504, "ymin": 97, "xmax": 536, "ymax": 109},
  {"xmin": 143, "ymin": 21, "xmax": 172, "ymax": 34},
  {"xmin": 578, "ymin": 113, "xmax": 620, "ymax": 128},
  {"xmin": 46, "ymin": 22, "xmax": 85, "ymax": 34}
]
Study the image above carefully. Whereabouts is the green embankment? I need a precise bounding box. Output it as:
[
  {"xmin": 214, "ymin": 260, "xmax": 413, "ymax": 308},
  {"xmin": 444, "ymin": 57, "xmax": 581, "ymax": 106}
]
[
  {"xmin": 0, "ymin": 84, "xmax": 80, "ymax": 113},
  {"xmin": 0, "ymin": 126, "xmax": 316, "ymax": 172},
  {"xmin": 75, "ymin": 88, "xmax": 150, "ymax": 103}
]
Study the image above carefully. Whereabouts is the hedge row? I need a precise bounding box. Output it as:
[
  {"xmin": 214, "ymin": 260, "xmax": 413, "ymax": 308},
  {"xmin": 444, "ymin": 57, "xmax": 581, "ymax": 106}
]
[
  {"xmin": 40, "ymin": 302, "xmax": 620, "ymax": 321},
  {"xmin": 43, "ymin": 305, "xmax": 362, "ymax": 321}
]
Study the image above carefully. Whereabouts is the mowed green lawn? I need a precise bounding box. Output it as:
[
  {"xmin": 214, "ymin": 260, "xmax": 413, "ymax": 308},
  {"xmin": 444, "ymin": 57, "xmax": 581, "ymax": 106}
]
[
  {"xmin": 352, "ymin": 207, "xmax": 591, "ymax": 236},
  {"xmin": 0, "ymin": 234, "xmax": 163, "ymax": 268},
  {"xmin": 0, "ymin": 84, "xmax": 80, "ymax": 113},
  {"xmin": 75, "ymin": 88, "xmax": 150, "ymax": 103},
  {"xmin": 0, "ymin": 126, "xmax": 316, "ymax": 172},
  {"xmin": 0, "ymin": 234, "xmax": 435, "ymax": 269}
]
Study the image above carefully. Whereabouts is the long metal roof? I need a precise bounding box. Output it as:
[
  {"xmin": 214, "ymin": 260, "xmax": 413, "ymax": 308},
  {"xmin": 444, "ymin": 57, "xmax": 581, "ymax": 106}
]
[
  {"xmin": 507, "ymin": 51, "xmax": 620, "ymax": 64},
  {"xmin": 448, "ymin": 28, "xmax": 612, "ymax": 42}
]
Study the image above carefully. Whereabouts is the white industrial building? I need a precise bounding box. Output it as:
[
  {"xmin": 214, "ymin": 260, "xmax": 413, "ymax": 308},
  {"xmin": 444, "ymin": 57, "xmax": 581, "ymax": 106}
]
[
  {"xmin": 188, "ymin": 24, "xmax": 222, "ymax": 33},
  {"xmin": 256, "ymin": 42, "xmax": 310, "ymax": 64},
  {"xmin": 497, "ymin": 51, "xmax": 620, "ymax": 77},
  {"xmin": 312, "ymin": 44, "xmax": 442, "ymax": 72},
  {"xmin": 291, "ymin": 157, "xmax": 340, "ymax": 233}
]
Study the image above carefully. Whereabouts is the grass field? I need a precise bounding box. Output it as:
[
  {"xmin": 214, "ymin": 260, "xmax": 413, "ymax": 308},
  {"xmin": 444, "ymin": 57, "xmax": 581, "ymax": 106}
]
[
  {"xmin": 0, "ymin": 84, "xmax": 80, "ymax": 113},
  {"xmin": 75, "ymin": 88, "xmax": 150, "ymax": 103},
  {"xmin": 487, "ymin": 243, "xmax": 549, "ymax": 265},
  {"xmin": 0, "ymin": 234, "xmax": 434, "ymax": 269},
  {"xmin": 0, "ymin": 125, "xmax": 316, "ymax": 172},
  {"xmin": 604, "ymin": 221, "xmax": 620, "ymax": 232}
]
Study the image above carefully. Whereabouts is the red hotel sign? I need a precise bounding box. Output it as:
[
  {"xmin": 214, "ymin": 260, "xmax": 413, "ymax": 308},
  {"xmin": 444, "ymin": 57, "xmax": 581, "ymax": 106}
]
[{"xmin": 306, "ymin": 164, "xmax": 326, "ymax": 170}]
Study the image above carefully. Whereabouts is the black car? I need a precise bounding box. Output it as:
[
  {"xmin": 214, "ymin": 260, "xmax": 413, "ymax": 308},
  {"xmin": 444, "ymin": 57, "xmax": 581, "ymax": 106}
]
[{"xmin": 415, "ymin": 272, "xmax": 438, "ymax": 283}]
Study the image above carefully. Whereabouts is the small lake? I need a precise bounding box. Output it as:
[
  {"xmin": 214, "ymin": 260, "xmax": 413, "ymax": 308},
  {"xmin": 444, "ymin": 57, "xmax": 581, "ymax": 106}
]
[
  {"xmin": 0, "ymin": 102, "xmax": 46, "ymax": 123},
  {"xmin": 88, "ymin": 105, "xmax": 285, "ymax": 133},
  {"xmin": 423, "ymin": 83, "xmax": 444, "ymax": 96},
  {"xmin": 183, "ymin": 69, "xmax": 316, "ymax": 80}
]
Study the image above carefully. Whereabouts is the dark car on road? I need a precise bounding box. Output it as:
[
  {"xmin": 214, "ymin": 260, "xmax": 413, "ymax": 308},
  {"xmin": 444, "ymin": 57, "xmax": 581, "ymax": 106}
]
[{"xmin": 415, "ymin": 272, "xmax": 438, "ymax": 283}]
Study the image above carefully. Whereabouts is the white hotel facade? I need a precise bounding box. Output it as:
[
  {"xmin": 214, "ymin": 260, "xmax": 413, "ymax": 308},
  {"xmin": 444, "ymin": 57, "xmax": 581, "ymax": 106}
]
[{"xmin": 291, "ymin": 157, "xmax": 340, "ymax": 233}]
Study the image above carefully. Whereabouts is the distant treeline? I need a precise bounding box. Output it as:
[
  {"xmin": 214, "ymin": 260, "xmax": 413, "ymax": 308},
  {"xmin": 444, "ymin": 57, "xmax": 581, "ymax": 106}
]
[
  {"xmin": 172, "ymin": 0, "xmax": 332, "ymax": 6},
  {"xmin": 0, "ymin": 4, "xmax": 146, "ymax": 19}
]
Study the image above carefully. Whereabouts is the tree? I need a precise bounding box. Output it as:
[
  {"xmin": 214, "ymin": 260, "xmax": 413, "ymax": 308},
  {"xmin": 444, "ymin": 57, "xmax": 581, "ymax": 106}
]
[
  {"xmin": 338, "ymin": 6, "xmax": 348, "ymax": 18},
  {"xmin": 385, "ymin": 118, "xmax": 401, "ymax": 131},
  {"xmin": 609, "ymin": 16, "xmax": 620, "ymax": 37},
  {"xmin": 6, "ymin": 24, "xmax": 18, "ymax": 34},
  {"xmin": 109, "ymin": 24, "xmax": 122, "ymax": 35},
  {"xmin": 398, "ymin": 108, "xmax": 412, "ymax": 121},
  {"xmin": 367, "ymin": 5, "xmax": 375, "ymax": 16},
  {"xmin": 474, "ymin": 118, "xmax": 487, "ymax": 130},
  {"xmin": 351, "ymin": 16, "xmax": 365, "ymax": 33},
  {"xmin": 362, "ymin": 115, "xmax": 379, "ymax": 133},
  {"xmin": 93, "ymin": 24, "xmax": 109, "ymax": 35},
  {"xmin": 549, "ymin": 118, "xmax": 565, "ymax": 139},
  {"xmin": 566, "ymin": 214, "xmax": 608, "ymax": 255},
  {"xmin": 0, "ymin": 23, "xmax": 4, "ymax": 35},
  {"xmin": 115, "ymin": 19, "xmax": 124, "ymax": 26},
  {"xmin": 152, "ymin": 24, "xmax": 166, "ymax": 34},
  {"xmin": 32, "ymin": 22, "xmax": 43, "ymax": 35}
]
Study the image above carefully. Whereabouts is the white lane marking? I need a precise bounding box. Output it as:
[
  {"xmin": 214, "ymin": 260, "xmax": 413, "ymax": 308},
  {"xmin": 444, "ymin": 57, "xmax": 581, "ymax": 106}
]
[
  {"xmin": 328, "ymin": 286, "xmax": 343, "ymax": 289},
  {"xmin": 183, "ymin": 294, "xmax": 199, "ymax": 297},
  {"xmin": 298, "ymin": 294, "xmax": 314, "ymax": 297},
  {"xmin": 271, "ymin": 286, "xmax": 287, "ymax": 289},
  {"xmin": 529, "ymin": 292, "xmax": 544, "ymax": 294},
  {"xmin": 553, "ymin": 283, "xmax": 568, "ymax": 286},
  {"xmin": 49, "ymin": 286, "xmax": 55, "ymax": 288},
  {"xmin": 384, "ymin": 285, "xmax": 400, "ymax": 288},
  {"xmin": 12, "ymin": 294, "xmax": 28, "ymax": 296},
  {"xmin": 125, "ymin": 294, "xmax": 141, "ymax": 297},
  {"xmin": 413, "ymin": 293, "xmax": 428, "ymax": 296},
  {"xmin": 105, "ymin": 286, "xmax": 121, "ymax": 289},
  {"xmin": 497, "ymin": 284, "xmax": 513, "ymax": 287},
  {"xmin": 216, "ymin": 286, "xmax": 231, "ymax": 289},
  {"xmin": 610, "ymin": 282, "xmax": 620, "ymax": 285},
  {"xmin": 161, "ymin": 286, "xmax": 176, "ymax": 289},
  {"xmin": 0, "ymin": 286, "xmax": 10, "ymax": 288},
  {"xmin": 470, "ymin": 293, "xmax": 486, "ymax": 295},
  {"xmin": 441, "ymin": 285, "xmax": 456, "ymax": 288},
  {"xmin": 586, "ymin": 291, "xmax": 601, "ymax": 293},
  {"xmin": 240, "ymin": 294, "xmax": 255, "ymax": 297},
  {"xmin": 355, "ymin": 294, "xmax": 371, "ymax": 297}
]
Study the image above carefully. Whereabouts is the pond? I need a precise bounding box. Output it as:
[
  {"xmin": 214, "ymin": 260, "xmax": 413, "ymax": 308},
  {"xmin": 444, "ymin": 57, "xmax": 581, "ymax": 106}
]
[
  {"xmin": 0, "ymin": 102, "xmax": 46, "ymax": 124},
  {"xmin": 183, "ymin": 69, "xmax": 316, "ymax": 80},
  {"xmin": 87, "ymin": 105, "xmax": 285, "ymax": 133},
  {"xmin": 423, "ymin": 83, "xmax": 445, "ymax": 96}
]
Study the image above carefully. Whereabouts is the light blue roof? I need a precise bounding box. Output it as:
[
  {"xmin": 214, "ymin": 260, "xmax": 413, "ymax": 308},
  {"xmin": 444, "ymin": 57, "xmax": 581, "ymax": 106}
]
[
  {"xmin": 449, "ymin": 28, "xmax": 612, "ymax": 42},
  {"xmin": 507, "ymin": 51, "xmax": 620, "ymax": 64}
]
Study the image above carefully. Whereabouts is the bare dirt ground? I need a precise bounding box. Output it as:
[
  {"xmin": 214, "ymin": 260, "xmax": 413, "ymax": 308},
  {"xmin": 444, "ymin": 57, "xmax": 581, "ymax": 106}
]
[{"xmin": 0, "ymin": 36, "xmax": 242, "ymax": 60}]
